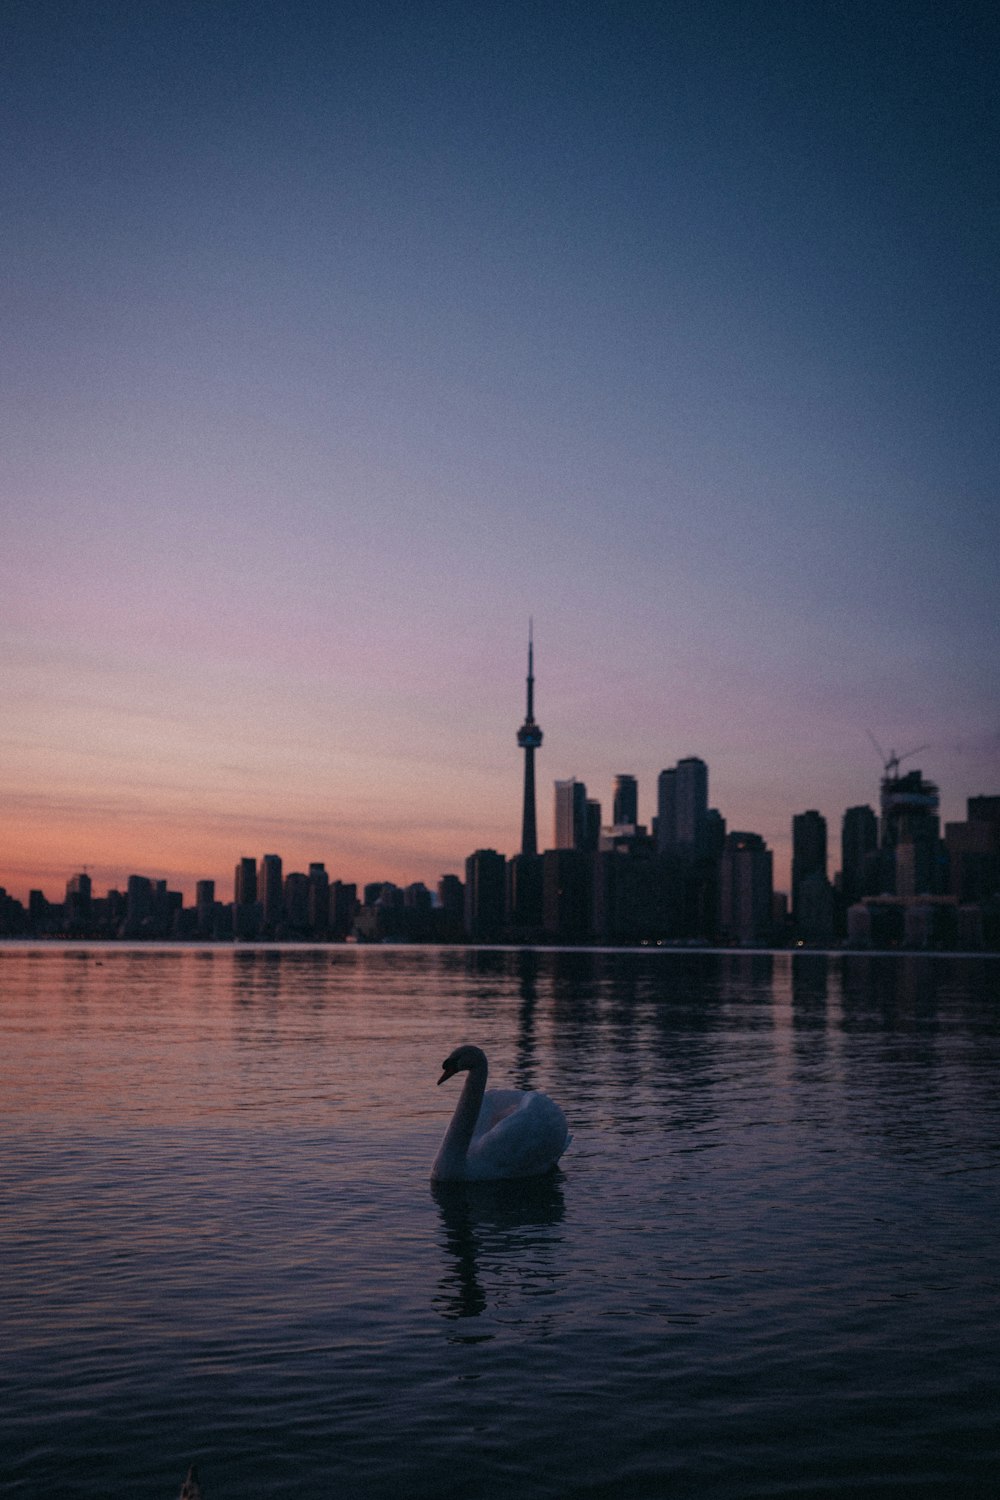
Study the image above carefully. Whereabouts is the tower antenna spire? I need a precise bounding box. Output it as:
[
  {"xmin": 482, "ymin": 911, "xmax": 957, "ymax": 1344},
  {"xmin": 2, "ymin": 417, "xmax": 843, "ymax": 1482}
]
[{"xmin": 517, "ymin": 622, "xmax": 543, "ymax": 857}]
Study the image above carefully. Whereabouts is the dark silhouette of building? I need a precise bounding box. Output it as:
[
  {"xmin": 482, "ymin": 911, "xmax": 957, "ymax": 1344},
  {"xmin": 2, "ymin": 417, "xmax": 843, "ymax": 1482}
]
[
  {"xmin": 516, "ymin": 625, "xmax": 543, "ymax": 857},
  {"xmin": 675, "ymin": 756, "xmax": 709, "ymax": 851},
  {"xmin": 234, "ymin": 857, "xmax": 257, "ymax": 906},
  {"xmin": 841, "ymin": 804, "xmax": 878, "ymax": 906},
  {"xmin": 195, "ymin": 879, "xmax": 216, "ymax": 938},
  {"xmin": 124, "ymin": 874, "xmax": 154, "ymax": 937},
  {"xmin": 464, "ymin": 849, "xmax": 506, "ymax": 942},
  {"xmin": 592, "ymin": 849, "xmax": 678, "ymax": 943},
  {"xmin": 791, "ymin": 810, "xmax": 828, "ymax": 934},
  {"xmin": 612, "ymin": 774, "xmax": 638, "ymax": 827},
  {"xmin": 945, "ymin": 796, "xmax": 1000, "ymax": 904},
  {"xmin": 232, "ymin": 857, "xmax": 261, "ymax": 939},
  {"xmin": 435, "ymin": 874, "xmax": 465, "ymax": 939},
  {"xmin": 259, "ymin": 854, "xmax": 283, "ymax": 930},
  {"xmin": 657, "ymin": 756, "xmax": 709, "ymax": 855},
  {"xmin": 542, "ymin": 848, "xmax": 591, "ymax": 943},
  {"xmin": 554, "ymin": 777, "xmax": 588, "ymax": 850},
  {"xmin": 719, "ymin": 832, "xmax": 773, "ymax": 945},
  {"xmin": 655, "ymin": 757, "xmax": 720, "ymax": 937},
  {"xmin": 330, "ymin": 880, "xmax": 358, "ymax": 939},
  {"xmin": 506, "ymin": 852, "xmax": 543, "ymax": 936},
  {"xmin": 880, "ymin": 768, "xmax": 942, "ymax": 896},
  {"xmin": 308, "ymin": 862, "xmax": 330, "ymax": 937},
  {"xmin": 64, "ymin": 872, "xmax": 92, "ymax": 933}
]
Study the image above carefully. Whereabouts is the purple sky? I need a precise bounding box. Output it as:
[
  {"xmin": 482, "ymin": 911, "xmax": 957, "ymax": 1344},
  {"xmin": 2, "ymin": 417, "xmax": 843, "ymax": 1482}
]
[{"xmin": 3, "ymin": 0, "xmax": 998, "ymax": 902}]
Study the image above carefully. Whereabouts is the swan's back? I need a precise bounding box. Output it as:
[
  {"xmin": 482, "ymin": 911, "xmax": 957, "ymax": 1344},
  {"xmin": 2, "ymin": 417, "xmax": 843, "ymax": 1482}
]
[{"xmin": 466, "ymin": 1088, "xmax": 569, "ymax": 1181}]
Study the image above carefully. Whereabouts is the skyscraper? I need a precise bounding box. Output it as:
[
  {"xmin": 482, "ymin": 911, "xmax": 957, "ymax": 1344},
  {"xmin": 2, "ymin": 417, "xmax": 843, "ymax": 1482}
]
[
  {"xmin": 656, "ymin": 767, "xmax": 676, "ymax": 853},
  {"xmin": 612, "ymin": 774, "xmax": 638, "ymax": 828},
  {"xmin": 554, "ymin": 778, "xmax": 588, "ymax": 850},
  {"xmin": 234, "ymin": 857, "xmax": 257, "ymax": 906},
  {"xmin": 516, "ymin": 625, "xmax": 543, "ymax": 857},
  {"xmin": 675, "ymin": 757, "xmax": 709, "ymax": 851},
  {"xmin": 841, "ymin": 805, "xmax": 877, "ymax": 906},
  {"xmin": 258, "ymin": 853, "xmax": 283, "ymax": 929},
  {"xmin": 465, "ymin": 849, "xmax": 507, "ymax": 941},
  {"xmin": 791, "ymin": 809, "xmax": 833, "ymax": 942},
  {"xmin": 657, "ymin": 757, "xmax": 708, "ymax": 854},
  {"xmin": 879, "ymin": 767, "xmax": 941, "ymax": 896},
  {"xmin": 791, "ymin": 810, "xmax": 827, "ymax": 920},
  {"xmin": 719, "ymin": 832, "xmax": 773, "ymax": 945}
]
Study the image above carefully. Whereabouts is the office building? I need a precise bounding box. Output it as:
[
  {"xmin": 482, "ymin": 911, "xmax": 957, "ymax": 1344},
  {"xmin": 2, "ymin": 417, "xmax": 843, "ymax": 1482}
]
[
  {"xmin": 330, "ymin": 881, "xmax": 358, "ymax": 940},
  {"xmin": 791, "ymin": 811, "xmax": 827, "ymax": 922},
  {"xmin": 554, "ymin": 778, "xmax": 588, "ymax": 851},
  {"xmin": 612, "ymin": 774, "xmax": 638, "ymax": 828},
  {"xmin": 259, "ymin": 854, "xmax": 283, "ymax": 929},
  {"xmin": 542, "ymin": 848, "xmax": 591, "ymax": 943},
  {"xmin": 464, "ymin": 849, "xmax": 506, "ymax": 942},
  {"xmin": 64, "ymin": 872, "xmax": 92, "ymax": 931},
  {"xmin": 657, "ymin": 757, "xmax": 709, "ymax": 854},
  {"xmin": 308, "ymin": 863, "xmax": 330, "ymax": 935},
  {"xmin": 234, "ymin": 857, "xmax": 257, "ymax": 906},
  {"xmin": 719, "ymin": 832, "xmax": 773, "ymax": 945},
  {"xmin": 841, "ymin": 805, "xmax": 878, "ymax": 906},
  {"xmin": 283, "ymin": 871, "xmax": 310, "ymax": 931},
  {"xmin": 880, "ymin": 767, "xmax": 942, "ymax": 896},
  {"xmin": 945, "ymin": 796, "xmax": 1000, "ymax": 903}
]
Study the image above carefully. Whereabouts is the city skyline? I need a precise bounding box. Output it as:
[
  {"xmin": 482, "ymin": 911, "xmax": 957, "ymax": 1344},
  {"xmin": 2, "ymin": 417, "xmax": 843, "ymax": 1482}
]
[
  {"xmin": 3, "ymin": 3, "xmax": 998, "ymax": 906},
  {"xmin": 2, "ymin": 691, "xmax": 992, "ymax": 909}
]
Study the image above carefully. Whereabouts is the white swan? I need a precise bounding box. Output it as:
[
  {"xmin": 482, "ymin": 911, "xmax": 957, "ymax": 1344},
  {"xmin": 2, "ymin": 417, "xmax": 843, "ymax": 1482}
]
[{"xmin": 431, "ymin": 1044, "xmax": 570, "ymax": 1182}]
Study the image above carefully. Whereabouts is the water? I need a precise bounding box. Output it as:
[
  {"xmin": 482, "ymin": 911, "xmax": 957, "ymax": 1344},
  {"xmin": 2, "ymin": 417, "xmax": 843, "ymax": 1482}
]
[{"xmin": 2, "ymin": 945, "xmax": 999, "ymax": 1499}]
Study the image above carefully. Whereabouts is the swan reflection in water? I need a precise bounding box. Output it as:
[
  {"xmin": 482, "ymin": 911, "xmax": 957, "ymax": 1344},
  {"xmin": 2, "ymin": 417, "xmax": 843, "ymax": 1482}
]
[{"xmin": 431, "ymin": 1175, "xmax": 567, "ymax": 1333}]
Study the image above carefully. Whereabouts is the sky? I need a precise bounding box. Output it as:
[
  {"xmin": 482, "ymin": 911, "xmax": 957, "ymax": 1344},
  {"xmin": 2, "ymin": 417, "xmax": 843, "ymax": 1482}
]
[{"xmin": 3, "ymin": 0, "xmax": 998, "ymax": 905}]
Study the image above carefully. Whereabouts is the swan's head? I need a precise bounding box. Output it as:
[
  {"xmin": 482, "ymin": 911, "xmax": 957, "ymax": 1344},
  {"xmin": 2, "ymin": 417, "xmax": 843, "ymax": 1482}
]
[{"xmin": 437, "ymin": 1044, "xmax": 487, "ymax": 1085}]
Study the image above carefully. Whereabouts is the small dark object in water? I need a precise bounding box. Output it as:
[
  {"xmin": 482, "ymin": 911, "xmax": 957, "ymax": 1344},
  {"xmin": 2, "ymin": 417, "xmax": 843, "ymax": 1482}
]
[{"xmin": 179, "ymin": 1465, "xmax": 203, "ymax": 1499}]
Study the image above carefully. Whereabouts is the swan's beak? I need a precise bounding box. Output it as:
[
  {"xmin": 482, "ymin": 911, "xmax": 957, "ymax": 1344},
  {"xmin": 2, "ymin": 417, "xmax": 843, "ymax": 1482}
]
[{"xmin": 437, "ymin": 1063, "xmax": 456, "ymax": 1085}]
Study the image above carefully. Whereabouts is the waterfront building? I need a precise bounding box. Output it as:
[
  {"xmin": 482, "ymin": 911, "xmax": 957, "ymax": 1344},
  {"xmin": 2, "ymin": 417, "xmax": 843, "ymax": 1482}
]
[
  {"xmin": 64, "ymin": 872, "xmax": 92, "ymax": 932},
  {"xmin": 330, "ymin": 880, "xmax": 358, "ymax": 940},
  {"xmin": 307, "ymin": 863, "xmax": 330, "ymax": 936},
  {"xmin": 283, "ymin": 872, "xmax": 310, "ymax": 932},
  {"xmin": 554, "ymin": 778, "xmax": 588, "ymax": 851},
  {"xmin": 259, "ymin": 854, "xmax": 283, "ymax": 929},
  {"xmin": 879, "ymin": 767, "xmax": 942, "ymax": 896},
  {"xmin": 195, "ymin": 879, "xmax": 216, "ymax": 939},
  {"xmin": 719, "ymin": 832, "xmax": 773, "ymax": 945},
  {"xmin": 592, "ymin": 849, "xmax": 678, "ymax": 944},
  {"xmin": 656, "ymin": 767, "xmax": 676, "ymax": 854},
  {"xmin": 841, "ymin": 805, "xmax": 878, "ymax": 906},
  {"xmin": 612, "ymin": 774, "xmax": 638, "ymax": 828},
  {"xmin": 234, "ymin": 857, "xmax": 257, "ymax": 906},
  {"xmin": 657, "ymin": 757, "xmax": 709, "ymax": 855},
  {"xmin": 675, "ymin": 757, "xmax": 709, "ymax": 851},
  {"xmin": 542, "ymin": 848, "xmax": 591, "ymax": 943},
  {"xmin": 436, "ymin": 874, "xmax": 465, "ymax": 941},
  {"xmin": 791, "ymin": 811, "xmax": 830, "ymax": 938},
  {"xmin": 945, "ymin": 798, "xmax": 1000, "ymax": 903},
  {"xmin": 464, "ymin": 849, "xmax": 506, "ymax": 942},
  {"xmin": 506, "ymin": 852, "xmax": 543, "ymax": 935}
]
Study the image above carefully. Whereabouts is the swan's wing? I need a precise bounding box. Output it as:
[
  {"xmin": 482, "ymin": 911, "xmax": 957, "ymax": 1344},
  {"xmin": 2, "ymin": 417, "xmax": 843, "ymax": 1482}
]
[
  {"xmin": 468, "ymin": 1090, "xmax": 569, "ymax": 1179},
  {"xmin": 474, "ymin": 1088, "xmax": 527, "ymax": 1135}
]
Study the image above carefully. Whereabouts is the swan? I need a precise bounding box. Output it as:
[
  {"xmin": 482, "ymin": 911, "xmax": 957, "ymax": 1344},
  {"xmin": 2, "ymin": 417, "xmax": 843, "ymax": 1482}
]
[{"xmin": 431, "ymin": 1045, "xmax": 570, "ymax": 1182}]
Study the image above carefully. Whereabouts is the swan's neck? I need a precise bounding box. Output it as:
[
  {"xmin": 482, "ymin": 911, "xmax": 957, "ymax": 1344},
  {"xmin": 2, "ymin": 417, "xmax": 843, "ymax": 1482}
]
[{"xmin": 433, "ymin": 1059, "xmax": 488, "ymax": 1179}]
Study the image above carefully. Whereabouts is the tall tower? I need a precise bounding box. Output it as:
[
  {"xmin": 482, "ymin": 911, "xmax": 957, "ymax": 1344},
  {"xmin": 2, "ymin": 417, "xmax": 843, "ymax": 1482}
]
[{"xmin": 517, "ymin": 624, "xmax": 543, "ymax": 856}]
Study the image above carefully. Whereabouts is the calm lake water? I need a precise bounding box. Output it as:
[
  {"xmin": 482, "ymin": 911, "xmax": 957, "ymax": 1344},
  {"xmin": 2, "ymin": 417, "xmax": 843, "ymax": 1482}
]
[{"xmin": 2, "ymin": 944, "xmax": 999, "ymax": 1499}]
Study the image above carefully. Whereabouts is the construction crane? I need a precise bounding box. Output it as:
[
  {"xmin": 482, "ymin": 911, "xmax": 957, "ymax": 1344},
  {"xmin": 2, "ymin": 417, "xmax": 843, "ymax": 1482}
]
[{"xmin": 866, "ymin": 731, "xmax": 930, "ymax": 782}]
